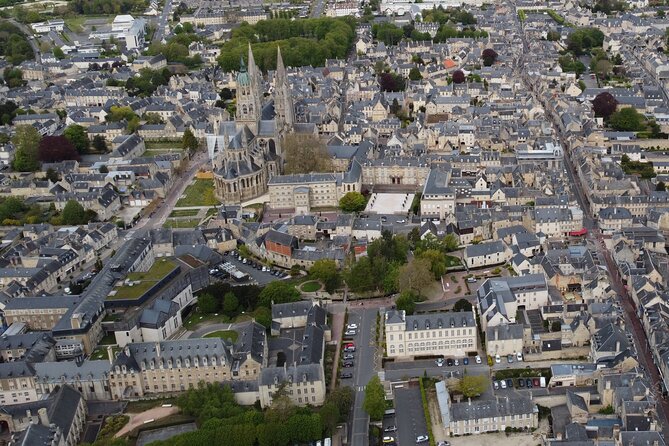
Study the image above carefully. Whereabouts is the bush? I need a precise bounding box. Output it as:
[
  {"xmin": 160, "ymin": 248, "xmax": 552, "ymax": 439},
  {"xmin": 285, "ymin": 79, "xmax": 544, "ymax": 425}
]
[{"xmin": 419, "ymin": 378, "xmax": 436, "ymax": 446}]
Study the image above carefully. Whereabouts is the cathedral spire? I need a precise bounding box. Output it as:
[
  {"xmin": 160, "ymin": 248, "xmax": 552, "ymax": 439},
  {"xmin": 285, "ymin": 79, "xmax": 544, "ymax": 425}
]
[
  {"xmin": 276, "ymin": 46, "xmax": 286, "ymax": 81},
  {"xmin": 247, "ymin": 43, "xmax": 257, "ymax": 75}
]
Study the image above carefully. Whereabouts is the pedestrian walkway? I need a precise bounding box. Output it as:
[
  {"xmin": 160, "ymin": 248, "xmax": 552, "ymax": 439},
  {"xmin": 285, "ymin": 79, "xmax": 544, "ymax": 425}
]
[{"xmin": 330, "ymin": 309, "xmax": 345, "ymax": 390}]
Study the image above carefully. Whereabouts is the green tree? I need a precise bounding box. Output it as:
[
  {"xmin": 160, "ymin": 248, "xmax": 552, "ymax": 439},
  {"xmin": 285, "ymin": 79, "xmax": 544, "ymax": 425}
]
[
  {"xmin": 258, "ymin": 281, "xmax": 300, "ymax": 307},
  {"xmin": 198, "ymin": 293, "xmax": 219, "ymax": 314},
  {"xmin": 309, "ymin": 259, "xmax": 341, "ymax": 293},
  {"xmin": 339, "ymin": 191, "xmax": 366, "ymax": 213},
  {"xmin": 609, "ymin": 107, "xmax": 645, "ymax": 131},
  {"xmin": 126, "ymin": 116, "xmax": 140, "ymax": 134},
  {"xmin": 182, "ymin": 128, "xmax": 199, "ymax": 154},
  {"xmin": 222, "ymin": 292, "xmax": 239, "ymax": 316},
  {"xmin": 408, "ymin": 67, "xmax": 422, "ymax": 81},
  {"xmin": 106, "ymin": 105, "xmax": 137, "ymax": 122},
  {"xmin": 92, "ymin": 135, "xmax": 107, "ymax": 152},
  {"xmin": 657, "ymin": 181, "xmax": 666, "ymax": 192},
  {"xmin": 327, "ymin": 386, "xmax": 354, "ymax": 421},
  {"xmin": 398, "ymin": 258, "xmax": 433, "ymax": 296},
  {"xmin": 345, "ymin": 256, "xmax": 375, "ymax": 292},
  {"xmin": 457, "ymin": 375, "xmax": 488, "ymax": 397},
  {"xmin": 63, "ymin": 125, "xmax": 90, "ymax": 154},
  {"xmin": 319, "ymin": 401, "xmax": 339, "ymax": 436},
  {"xmin": 395, "ymin": 290, "xmax": 418, "ymax": 315},
  {"xmin": 61, "ymin": 200, "xmax": 89, "ymax": 224},
  {"xmin": 453, "ymin": 298, "xmax": 472, "ymax": 312},
  {"xmin": 363, "ymin": 375, "xmax": 386, "ymax": 421},
  {"xmin": 444, "ymin": 233, "xmax": 459, "ymax": 252},
  {"xmin": 417, "ymin": 248, "xmax": 447, "ymax": 280},
  {"xmin": 11, "ymin": 124, "xmax": 40, "ymax": 172}
]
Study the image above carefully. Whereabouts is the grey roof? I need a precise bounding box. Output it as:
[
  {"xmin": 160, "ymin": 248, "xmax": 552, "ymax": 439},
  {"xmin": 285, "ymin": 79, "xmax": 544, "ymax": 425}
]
[
  {"xmin": 34, "ymin": 360, "xmax": 111, "ymax": 383},
  {"xmin": 233, "ymin": 320, "xmax": 266, "ymax": 365},
  {"xmin": 0, "ymin": 361, "xmax": 35, "ymax": 379},
  {"xmin": 464, "ymin": 240, "xmax": 507, "ymax": 258},
  {"xmin": 260, "ymin": 363, "xmax": 323, "ymax": 386},
  {"xmin": 272, "ymin": 301, "xmax": 313, "ymax": 319},
  {"xmin": 113, "ymin": 338, "xmax": 233, "ymax": 372},
  {"xmin": 450, "ymin": 394, "xmax": 537, "ymax": 421},
  {"xmin": 404, "ymin": 311, "xmax": 475, "ymax": 331},
  {"xmin": 486, "ymin": 323, "xmax": 524, "ymax": 341}
]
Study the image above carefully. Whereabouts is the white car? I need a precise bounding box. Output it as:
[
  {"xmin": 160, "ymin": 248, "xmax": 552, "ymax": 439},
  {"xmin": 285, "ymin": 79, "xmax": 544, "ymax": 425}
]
[
  {"xmin": 454, "ymin": 359, "xmax": 459, "ymax": 366},
  {"xmin": 495, "ymin": 354, "xmax": 501, "ymax": 364},
  {"xmin": 435, "ymin": 358, "xmax": 444, "ymax": 367},
  {"xmin": 347, "ymin": 323, "xmax": 358, "ymax": 330},
  {"xmin": 500, "ymin": 380, "xmax": 507, "ymax": 389},
  {"xmin": 475, "ymin": 355, "xmax": 482, "ymax": 364},
  {"xmin": 516, "ymin": 352, "xmax": 523, "ymax": 362},
  {"xmin": 416, "ymin": 435, "xmax": 429, "ymax": 443},
  {"xmin": 344, "ymin": 330, "xmax": 357, "ymax": 336}
]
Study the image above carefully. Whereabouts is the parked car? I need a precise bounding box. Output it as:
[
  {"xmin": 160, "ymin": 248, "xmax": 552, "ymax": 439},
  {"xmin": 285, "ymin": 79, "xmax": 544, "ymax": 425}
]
[
  {"xmin": 435, "ymin": 358, "xmax": 445, "ymax": 367},
  {"xmin": 384, "ymin": 426, "xmax": 397, "ymax": 433},
  {"xmin": 475, "ymin": 355, "xmax": 482, "ymax": 364},
  {"xmin": 454, "ymin": 359, "xmax": 459, "ymax": 366},
  {"xmin": 466, "ymin": 277, "xmax": 477, "ymax": 283},
  {"xmin": 516, "ymin": 351, "xmax": 523, "ymax": 362},
  {"xmin": 493, "ymin": 381, "xmax": 500, "ymax": 390},
  {"xmin": 347, "ymin": 323, "xmax": 358, "ymax": 330},
  {"xmin": 446, "ymin": 358, "xmax": 454, "ymax": 367},
  {"xmin": 342, "ymin": 361, "xmax": 354, "ymax": 368},
  {"xmin": 463, "ymin": 358, "xmax": 469, "ymax": 365},
  {"xmin": 495, "ymin": 354, "xmax": 501, "ymax": 364},
  {"xmin": 518, "ymin": 379, "xmax": 525, "ymax": 388},
  {"xmin": 340, "ymin": 372, "xmax": 353, "ymax": 379},
  {"xmin": 344, "ymin": 330, "xmax": 357, "ymax": 336},
  {"xmin": 437, "ymin": 442, "xmax": 451, "ymax": 446},
  {"xmin": 500, "ymin": 380, "xmax": 507, "ymax": 389},
  {"xmin": 416, "ymin": 435, "xmax": 429, "ymax": 443},
  {"xmin": 507, "ymin": 354, "xmax": 514, "ymax": 363},
  {"xmin": 343, "ymin": 353, "xmax": 355, "ymax": 360},
  {"xmin": 383, "ymin": 436, "xmax": 395, "ymax": 444},
  {"xmin": 506, "ymin": 379, "xmax": 513, "ymax": 388},
  {"xmin": 526, "ymin": 379, "xmax": 533, "ymax": 388},
  {"xmin": 533, "ymin": 378, "xmax": 540, "ymax": 387}
]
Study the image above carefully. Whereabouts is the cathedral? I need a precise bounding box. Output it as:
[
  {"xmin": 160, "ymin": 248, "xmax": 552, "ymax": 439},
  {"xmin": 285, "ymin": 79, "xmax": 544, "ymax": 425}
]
[{"xmin": 207, "ymin": 45, "xmax": 294, "ymax": 203}]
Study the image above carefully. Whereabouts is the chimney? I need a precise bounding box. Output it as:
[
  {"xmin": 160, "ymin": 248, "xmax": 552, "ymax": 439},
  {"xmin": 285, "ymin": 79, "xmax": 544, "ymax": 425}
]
[
  {"xmin": 38, "ymin": 408, "xmax": 49, "ymax": 427},
  {"xmin": 71, "ymin": 313, "xmax": 83, "ymax": 329},
  {"xmin": 155, "ymin": 342, "xmax": 161, "ymax": 357},
  {"xmin": 99, "ymin": 343, "xmax": 110, "ymax": 363},
  {"xmin": 616, "ymin": 341, "xmax": 621, "ymax": 353}
]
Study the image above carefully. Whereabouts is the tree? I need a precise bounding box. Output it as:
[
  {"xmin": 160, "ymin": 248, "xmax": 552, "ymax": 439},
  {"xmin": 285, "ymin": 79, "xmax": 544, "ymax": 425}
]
[
  {"xmin": 339, "ymin": 191, "xmax": 367, "ymax": 213},
  {"xmin": 452, "ymin": 69, "xmax": 466, "ymax": 84},
  {"xmin": 254, "ymin": 306, "xmax": 272, "ymax": 328},
  {"xmin": 283, "ymin": 133, "xmax": 333, "ymax": 174},
  {"xmin": 126, "ymin": 115, "xmax": 140, "ymax": 134},
  {"xmin": 398, "ymin": 258, "xmax": 434, "ymax": 296},
  {"xmin": 551, "ymin": 320, "xmax": 562, "ymax": 332},
  {"xmin": 38, "ymin": 136, "xmax": 81, "ymax": 163},
  {"xmin": 222, "ymin": 292, "xmax": 238, "ymax": 316},
  {"xmin": 11, "ymin": 124, "xmax": 40, "ymax": 172},
  {"xmin": 546, "ymin": 30, "xmax": 561, "ymax": 41},
  {"xmin": 53, "ymin": 47, "xmax": 65, "ymax": 59},
  {"xmin": 481, "ymin": 48, "xmax": 498, "ymax": 66},
  {"xmin": 92, "ymin": 135, "xmax": 107, "ymax": 152},
  {"xmin": 220, "ymin": 87, "xmax": 233, "ymax": 100},
  {"xmin": 444, "ymin": 233, "xmax": 459, "ymax": 252},
  {"xmin": 327, "ymin": 386, "xmax": 354, "ymax": 421},
  {"xmin": 63, "ymin": 125, "xmax": 90, "ymax": 154},
  {"xmin": 99, "ymin": 165, "xmax": 109, "ymax": 174},
  {"xmin": 378, "ymin": 72, "xmax": 406, "ymax": 92},
  {"xmin": 198, "ymin": 293, "xmax": 219, "ymax": 314},
  {"xmin": 107, "ymin": 106, "xmax": 138, "ymax": 122},
  {"xmin": 457, "ymin": 375, "xmax": 488, "ymax": 397},
  {"xmin": 61, "ymin": 200, "xmax": 88, "ymax": 224},
  {"xmin": 309, "ymin": 259, "xmax": 341, "ymax": 293},
  {"xmin": 454, "ymin": 298, "xmax": 472, "ymax": 312},
  {"xmin": 609, "ymin": 107, "xmax": 645, "ymax": 131},
  {"xmin": 395, "ymin": 290, "xmax": 418, "ymax": 315},
  {"xmin": 3, "ymin": 67, "xmax": 25, "ymax": 88},
  {"xmin": 143, "ymin": 112, "xmax": 164, "ymax": 124},
  {"xmin": 258, "ymin": 281, "xmax": 300, "ymax": 307},
  {"xmin": 657, "ymin": 181, "xmax": 666, "ymax": 192},
  {"xmin": 45, "ymin": 167, "xmax": 59, "ymax": 183},
  {"xmin": 595, "ymin": 59, "xmax": 612, "ymax": 79},
  {"xmin": 182, "ymin": 128, "xmax": 198, "ymax": 154},
  {"xmin": 592, "ymin": 92, "xmax": 618, "ymax": 118},
  {"xmin": 416, "ymin": 249, "xmax": 447, "ymax": 280},
  {"xmin": 363, "ymin": 375, "xmax": 386, "ymax": 421},
  {"xmin": 408, "ymin": 67, "xmax": 422, "ymax": 81},
  {"xmin": 319, "ymin": 402, "xmax": 339, "ymax": 436}
]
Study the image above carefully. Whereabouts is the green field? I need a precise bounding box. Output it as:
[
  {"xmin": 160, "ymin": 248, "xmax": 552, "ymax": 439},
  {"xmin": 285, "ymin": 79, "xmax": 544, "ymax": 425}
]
[
  {"xmin": 183, "ymin": 312, "xmax": 230, "ymax": 329},
  {"xmin": 301, "ymin": 280, "xmax": 321, "ymax": 292},
  {"xmin": 109, "ymin": 258, "xmax": 178, "ymax": 300},
  {"xmin": 169, "ymin": 209, "xmax": 200, "ymax": 218},
  {"xmin": 176, "ymin": 179, "xmax": 220, "ymax": 207},
  {"xmin": 163, "ymin": 219, "xmax": 201, "ymax": 229},
  {"xmin": 64, "ymin": 15, "xmax": 113, "ymax": 33},
  {"xmin": 444, "ymin": 255, "xmax": 462, "ymax": 267},
  {"xmin": 204, "ymin": 330, "xmax": 238, "ymax": 342}
]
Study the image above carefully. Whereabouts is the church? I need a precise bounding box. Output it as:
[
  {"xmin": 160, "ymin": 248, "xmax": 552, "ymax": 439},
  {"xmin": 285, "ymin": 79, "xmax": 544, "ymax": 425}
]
[{"xmin": 207, "ymin": 45, "xmax": 294, "ymax": 203}]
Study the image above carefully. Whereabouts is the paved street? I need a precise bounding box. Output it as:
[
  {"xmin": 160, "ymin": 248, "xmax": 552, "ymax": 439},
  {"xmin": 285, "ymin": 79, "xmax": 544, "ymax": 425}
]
[
  {"xmin": 347, "ymin": 308, "xmax": 379, "ymax": 446},
  {"xmin": 153, "ymin": 0, "xmax": 174, "ymax": 42}
]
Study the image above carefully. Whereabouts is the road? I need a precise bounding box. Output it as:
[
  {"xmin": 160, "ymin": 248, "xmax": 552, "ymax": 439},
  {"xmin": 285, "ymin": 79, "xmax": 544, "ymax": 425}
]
[
  {"xmin": 132, "ymin": 150, "xmax": 208, "ymax": 234},
  {"xmin": 310, "ymin": 0, "xmax": 326, "ymax": 17},
  {"xmin": 346, "ymin": 308, "xmax": 379, "ymax": 446},
  {"xmin": 6, "ymin": 18, "xmax": 41, "ymax": 63},
  {"xmin": 153, "ymin": 0, "xmax": 174, "ymax": 43},
  {"xmin": 513, "ymin": 0, "xmax": 669, "ymax": 437}
]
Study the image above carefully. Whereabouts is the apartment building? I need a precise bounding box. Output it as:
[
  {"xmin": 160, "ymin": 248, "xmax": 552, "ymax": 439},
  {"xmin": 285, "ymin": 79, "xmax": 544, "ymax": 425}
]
[
  {"xmin": 421, "ymin": 168, "xmax": 456, "ymax": 221},
  {"xmin": 259, "ymin": 363, "xmax": 326, "ymax": 408},
  {"xmin": 463, "ymin": 240, "xmax": 512, "ymax": 269},
  {"xmin": 0, "ymin": 362, "xmax": 37, "ymax": 406},
  {"xmin": 384, "ymin": 310, "xmax": 478, "ymax": 359}
]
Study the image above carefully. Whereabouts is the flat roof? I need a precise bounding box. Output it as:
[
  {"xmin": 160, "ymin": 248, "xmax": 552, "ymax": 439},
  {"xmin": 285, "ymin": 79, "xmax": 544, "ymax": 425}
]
[{"xmin": 107, "ymin": 258, "xmax": 178, "ymax": 301}]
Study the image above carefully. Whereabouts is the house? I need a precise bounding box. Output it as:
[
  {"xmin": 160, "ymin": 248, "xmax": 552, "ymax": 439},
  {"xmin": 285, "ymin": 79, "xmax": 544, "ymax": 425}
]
[
  {"xmin": 463, "ymin": 240, "xmax": 512, "ymax": 269},
  {"xmin": 486, "ymin": 324, "xmax": 524, "ymax": 357}
]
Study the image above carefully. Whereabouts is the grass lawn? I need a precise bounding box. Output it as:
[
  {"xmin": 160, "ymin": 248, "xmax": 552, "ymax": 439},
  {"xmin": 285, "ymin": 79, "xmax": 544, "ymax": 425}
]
[
  {"xmin": 204, "ymin": 330, "xmax": 238, "ymax": 342},
  {"xmin": 301, "ymin": 280, "xmax": 321, "ymax": 292},
  {"xmin": 169, "ymin": 209, "xmax": 199, "ymax": 218},
  {"xmin": 163, "ymin": 219, "xmax": 201, "ymax": 229},
  {"xmin": 205, "ymin": 207, "xmax": 218, "ymax": 217},
  {"xmin": 91, "ymin": 346, "xmax": 120, "ymax": 360},
  {"xmin": 108, "ymin": 259, "xmax": 177, "ymax": 300},
  {"xmin": 145, "ymin": 140, "xmax": 182, "ymax": 150},
  {"xmin": 65, "ymin": 15, "xmax": 112, "ymax": 33},
  {"xmin": 99, "ymin": 333, "xmax": 117, "ymax": 345},
  {"xmin": 183, "ymin": 311, "xmax": 230, "ymax": 329},
  {"xmin": 125, "ymin": 398, "xmax": 176, "ymax": 414},
  {"xmin": 176, "ymin": 179, "xmax": 220, "ymax": 207},
  {"xmin": 444, "ymin": 255, "xmax": 462, "ymax": 267}
]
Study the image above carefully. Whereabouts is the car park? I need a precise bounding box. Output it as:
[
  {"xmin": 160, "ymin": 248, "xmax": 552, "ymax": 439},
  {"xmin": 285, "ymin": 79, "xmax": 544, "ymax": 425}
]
[
  {"xmin": 340, "ymin": 372, "xmax": 352, "ymax": 379},
  {"xmin": 435, "ymin": 358, "xmax": 444, "ymax": 367},
  {"xmin": 416, "ymin": 435, "xmax": 429, "ymax": 443}
]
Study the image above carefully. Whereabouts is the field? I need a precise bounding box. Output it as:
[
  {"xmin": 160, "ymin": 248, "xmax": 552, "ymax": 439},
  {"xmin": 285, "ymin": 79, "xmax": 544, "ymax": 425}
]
[
  {"xmin": 203, "ymin": 330, "xmax": 238, "ymax": 342},
  {"xmin": 169, "ymin": 209, "xmax": 199, "ymax": 218},
  {"xmin": 300, "ymin": 280, "xmax": 321, "ymax": 292},
  {"xmin": 176, "ymin": 179, "xmax": 220, "ymax": 207},
  {"xmin": 163, "ymin": 219, "xmax": 201, "ymax": 229}
]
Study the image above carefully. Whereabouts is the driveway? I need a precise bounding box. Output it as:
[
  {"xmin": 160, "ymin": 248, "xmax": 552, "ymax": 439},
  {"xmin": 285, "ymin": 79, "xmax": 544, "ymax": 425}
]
[{"xmin": 395, "ymin": 386, "xmax": 428, "ymax": 446}]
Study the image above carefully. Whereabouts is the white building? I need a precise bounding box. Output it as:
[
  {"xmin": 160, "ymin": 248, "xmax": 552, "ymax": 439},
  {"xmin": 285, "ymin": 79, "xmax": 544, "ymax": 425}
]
[
  {"xmin": 31, "ymin": 19, "xmax": 65, "ymax": 33},
  {"xmin": 90, "ymin": 15, "xmax": 146, "ymax": 50},
  {"xmin": 384, "ymin": 310, "xmax": 478, "ymax": 359}
]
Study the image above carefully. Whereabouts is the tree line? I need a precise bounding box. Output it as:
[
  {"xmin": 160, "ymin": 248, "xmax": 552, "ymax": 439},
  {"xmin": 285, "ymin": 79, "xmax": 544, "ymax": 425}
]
[{"xmin": 0, "ymin": 21, "xmax": 34, "ymax": 66}]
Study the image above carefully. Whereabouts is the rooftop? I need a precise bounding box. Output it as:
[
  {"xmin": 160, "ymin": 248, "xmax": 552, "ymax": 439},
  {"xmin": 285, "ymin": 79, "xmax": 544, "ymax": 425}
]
[{"xmin": 107, "ymin": 258, "xmax": 178, "ymax": 301}]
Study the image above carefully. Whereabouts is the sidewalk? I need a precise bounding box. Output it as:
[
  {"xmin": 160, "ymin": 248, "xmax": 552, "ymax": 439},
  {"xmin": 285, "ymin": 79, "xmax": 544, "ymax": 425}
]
[{"xmin": 330, "ymin": 308, "xmax": 345, "ymax": 390}]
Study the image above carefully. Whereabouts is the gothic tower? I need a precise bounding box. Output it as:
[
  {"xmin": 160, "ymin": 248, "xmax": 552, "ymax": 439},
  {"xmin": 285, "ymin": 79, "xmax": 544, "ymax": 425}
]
[
  {"xmin": 273, "ymin": 46, "xmax": 294, "ymax": 132},
  {"xmin": 235, "ymin": 44, "xmax": 262, "ymax": 133}
]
